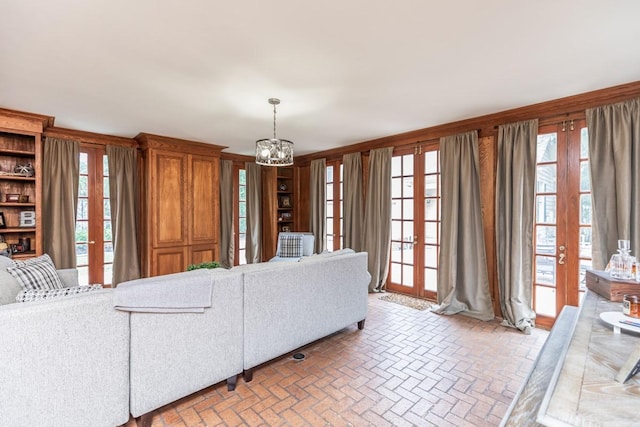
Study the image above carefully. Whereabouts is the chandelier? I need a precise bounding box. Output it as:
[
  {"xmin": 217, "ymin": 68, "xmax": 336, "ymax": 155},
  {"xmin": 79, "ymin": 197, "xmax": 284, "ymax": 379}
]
[{"xmin": 255, "ymin": 98, "xmax": 294, "ymax": 166}]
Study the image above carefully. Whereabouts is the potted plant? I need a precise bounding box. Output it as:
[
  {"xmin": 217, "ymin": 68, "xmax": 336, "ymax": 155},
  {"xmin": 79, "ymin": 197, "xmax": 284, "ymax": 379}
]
[{"xmin": 186, "ymin": 261, "xmax": 221, "ymax": 271}]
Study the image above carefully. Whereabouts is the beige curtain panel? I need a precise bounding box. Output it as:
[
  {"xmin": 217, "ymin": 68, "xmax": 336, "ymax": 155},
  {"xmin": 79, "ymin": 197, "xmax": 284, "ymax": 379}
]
[
  {"xmin": 42, "ymin": 137, "xmax": 79, "ymax": 269},
  {"xmin": 496, "ymin": 120, "xmax": 538, "ymax": 333},
  {"xmin": 586, "ymin": 98, "xmax": 640, "ymax": 269},
  {"xmin": 245, "ymin": 162, "xmax": 262, "ymax": 264},
  {"xmin": 107, "ymin": 145, "xmax": 141, "ymax": 286},
  {"xmin": 219, "ymin": 160, "xmax": 234, "ymax": 269},
  {"xmin": 343, "ymin": 152, "xmax": 364, "ymax": 252},
  {"xmin": 363, "ymin": 147, "xmax": 393, "ymax": 292},
  {"xmin": 310, "ymin": 159, "xmax": 326, "ymax": 254},
  {"xmin": 432, "ymin": 131, "xmax": 494, "ymax": 321}
]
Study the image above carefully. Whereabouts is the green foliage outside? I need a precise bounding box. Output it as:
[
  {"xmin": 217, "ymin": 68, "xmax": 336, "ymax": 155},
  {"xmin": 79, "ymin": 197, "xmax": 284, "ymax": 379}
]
[{"xmin": 187, "ymin": 261, "xmax": 221, "ymax": 271}]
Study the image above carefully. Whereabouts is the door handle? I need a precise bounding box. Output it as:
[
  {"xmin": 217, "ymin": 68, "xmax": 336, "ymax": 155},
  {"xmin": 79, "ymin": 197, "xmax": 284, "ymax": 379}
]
[
  {"xmin": 559, "ymin": 253, "xmax": 566, "ymax": 265},
  {"xmin": 558, "ymin": 245, "xmax": 566, "ymax": 265}
]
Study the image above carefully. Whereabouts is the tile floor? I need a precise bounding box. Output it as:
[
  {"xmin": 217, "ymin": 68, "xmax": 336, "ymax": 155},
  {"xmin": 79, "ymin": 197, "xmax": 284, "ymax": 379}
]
[{"xmin": 124, "ymin": 294, "xmax": 548, "ymax": 427}]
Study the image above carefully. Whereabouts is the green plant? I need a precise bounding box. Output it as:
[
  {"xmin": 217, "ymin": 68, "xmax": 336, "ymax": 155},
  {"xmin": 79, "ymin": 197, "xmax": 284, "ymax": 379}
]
[{"xmin": 186, "ymin": 261, "xmax": 221, "ymax": 271}]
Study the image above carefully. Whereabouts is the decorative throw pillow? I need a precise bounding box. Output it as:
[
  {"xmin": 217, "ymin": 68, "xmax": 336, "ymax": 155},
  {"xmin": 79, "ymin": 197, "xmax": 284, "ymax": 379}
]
[
  {"xmin": 6, "ymin": 254, "xmax": 64, "ymax": 291},
  {"xmin": 16, "ymin": 284, "xmax": 103, "ymax": 303},
  {"xmin": 278, "ymin": 234, "xmax": 303, "ymax": 258}
]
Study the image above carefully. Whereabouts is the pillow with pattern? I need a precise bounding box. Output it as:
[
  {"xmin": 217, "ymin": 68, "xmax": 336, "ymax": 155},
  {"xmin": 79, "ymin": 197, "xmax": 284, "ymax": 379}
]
[
  {"xmin": 6, "ymin": 254, "xmax": 64, "ymax": 291},
  {"xmin": 16, "ymin": 284, "xmax": 103, "ymax": 303},
  {"xmin": 277, "ymin": 234, "xmax": 303, "ymax": 258}
]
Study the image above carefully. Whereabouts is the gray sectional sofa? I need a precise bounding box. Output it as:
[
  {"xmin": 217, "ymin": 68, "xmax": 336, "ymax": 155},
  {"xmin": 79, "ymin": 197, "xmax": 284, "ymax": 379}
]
[
  {"xmin": 0, "ymin": 259, "xmax": 130, "ymax": 427},
  {"xmin": 0, "ymin": 250, "xmax": 370, "ymax": 427}
]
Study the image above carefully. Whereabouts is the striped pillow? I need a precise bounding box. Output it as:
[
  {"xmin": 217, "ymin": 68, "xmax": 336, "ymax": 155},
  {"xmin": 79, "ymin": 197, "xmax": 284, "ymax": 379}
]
[
  {"xmin": 6, "ymin": 254, "xmax": 64, "ymax": 291},
  {"xmin": 278, "ymin": 234, "xmax": 303, "ymax": 258}
]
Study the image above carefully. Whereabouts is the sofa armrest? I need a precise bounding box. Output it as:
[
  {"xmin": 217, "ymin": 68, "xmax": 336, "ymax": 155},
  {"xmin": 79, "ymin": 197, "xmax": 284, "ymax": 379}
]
[
  {"xmin": 57, "ymin": 268, "xmax": 79, "ymax": 288},
  {"xmin": 0, "ymin": 290, "xmax": 130, "ymax": 426}
]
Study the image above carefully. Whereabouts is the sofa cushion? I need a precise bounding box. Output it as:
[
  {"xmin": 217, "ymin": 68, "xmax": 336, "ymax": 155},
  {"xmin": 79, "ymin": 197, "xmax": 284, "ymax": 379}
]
[
  {"xmin": 6, "ymin": 254, "xmax": 64, "ymax": 291},
  {"xmin": 277, "ymin": 234, "xmax": 303, "ymax": 258},
  {"xmin": 16, "ymin": 284, "xmax": 103, "ymax": 303}
]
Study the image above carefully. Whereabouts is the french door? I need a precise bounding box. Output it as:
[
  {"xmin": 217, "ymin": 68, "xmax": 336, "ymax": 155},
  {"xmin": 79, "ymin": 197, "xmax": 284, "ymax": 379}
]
[
  {"xmin": 534, "ymin": 119, "xmax": 592, "ymax": 326},
  {"xmin": 75, "ymin": 146, "xmax": 113, "ymax": 286},
  {"xmin": 388, "ymin": 145, "xmax": 441, "ymax": 300}
]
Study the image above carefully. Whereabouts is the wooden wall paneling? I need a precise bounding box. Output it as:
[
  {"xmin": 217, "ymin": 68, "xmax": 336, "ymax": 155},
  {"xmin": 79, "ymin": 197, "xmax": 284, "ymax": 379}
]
[
  {"xmin": 478, "ymin": 136, "xmax": 500, "ymax": 318},
  {"xmin": 152, "ymin": 150, "xmax": 188, "ymax": 247},
  {"xmin": 189, "ymin": 155, "xmax": 219, "ymax": 245},
  {"xmin": 152, "ymin": 246, "xmax": 188, "ymax": 276},
  {"xmin": 190, "ymin": 244, "xmax": 216, "ymax": 266},
  {"xmin": 44, "ymin": 127, "xmax": 137, "ymax": 148}
]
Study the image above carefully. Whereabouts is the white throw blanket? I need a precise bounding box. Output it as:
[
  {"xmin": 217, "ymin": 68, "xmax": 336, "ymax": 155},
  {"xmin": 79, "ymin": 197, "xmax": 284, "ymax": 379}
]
[{"xmin": 113, "ymin": 270, "xmax": 213, "ymax": 313}]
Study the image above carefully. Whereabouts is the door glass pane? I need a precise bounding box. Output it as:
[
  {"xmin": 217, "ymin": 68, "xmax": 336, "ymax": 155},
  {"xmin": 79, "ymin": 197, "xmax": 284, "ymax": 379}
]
[
  {"xmin": 579, "ymin": 259, "xmax": 592, "ymax": 290},
  {"xmin": 424, "ymin": 151, "xmax": 438, "ymax": 173},
  {"xmin": 425, "ymin": 199, "xmax": 437, "ymax": 220},
  {"xmin": 424, "ymin": 175, "xmax": 437, "ymax": 197},
  {"xmin": 579, "ymin": 227, "xmax": 592, "ymax": 258},
  {"xmin": 103, "ymin": 264, "xmax": 112, "ymax": 287},
  {"xmin": 391, "ymin": 219, "xmax": 402, "ymax": 241},
  {"xmin": 403, "ymin": 221, "xmax": 414, "ymax": 247},
  {"xmin": 391, "ymin": 156, "xmax": 402, "ymax": 175},
  {"xmin": 77, "ymin": 199, "xmax": 88, "ymax": 221},
  {"xmin": 391, "ymin": 200, "xmax": 402, "ymax": 219},
  {"xmin": 424, "ymin": 245, "xmax": 438, "ymax": 268},
  {"xmin": 79, "ymin": 176, "xmax": 88, "ymax": 197},
  {"xmin": 392, "ymin": 177, "xmax": 402, "ymax": 198},
  {"xmin": 580, "ymin": 162, "xmax": 590, "ymax": 191},
  {"xmin": 104, "ymin": 242, "xmax": 113, "ymax": 263},
  {"xmin": 104, "ymin": 220, "xmax": 112, "ymax": 241},
  {"xmin": 536, "ymin": 226, "xmax": 556, "ymax": 255},
  {"xmin": 403, "ymin": 154, "xmax": 414, "ymax": 176},
  {"xmin": 580, "ymin": 128, "xmax": 589, "ymax": 158},
  {"xmin": 402, "ymin": 177, "xmax": 413, "ymax": 198},
  {"xmin": 424, "ymin": 268, "xmax": 437, "ymax": 292},
  {"xmin": 536, "ymin": 196, "xmax": 556, "ymax": 224},
  {"xmin": 536, "ymin": 165, "xmax": 557, "ymax": 193},
  {"xmin": 580, "ymin": 194, "xmax": 592, "ymax": 225},
  {"xmin": 537, "ymin": 133, "xmax": 557, "ymax": 162},
  {"xmin": 391, "ymin": 262, "xmax": 402, "ymax": 284},
  {"xmin": 403, "ymin": 265, "xmax": 414, "ymax": 286},
  {"xmin": 103, "ymin": 199, "xmax": 111, "ymax": 220},
  {"xmin": 535, "ymin": 286, "xmax": 556, "ymax": 317},
  {"xmin": 403, "ymin": 199, "xmax": 414, "ymax": 220},
  {"xmin": 391, "ymin": 242, "xmax": 402, "ymax": 262},
  {"xmin": 536, "ymin": 256, "xmax": 556, "ymax": 286},
  {"xmin": 424, "ymin": 222, "xmax": 438, "ymax": 244}
]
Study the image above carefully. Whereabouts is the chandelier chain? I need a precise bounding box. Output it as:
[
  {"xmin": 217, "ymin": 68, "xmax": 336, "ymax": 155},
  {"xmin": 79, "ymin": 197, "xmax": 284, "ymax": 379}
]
[{"xmin": 273, "ymin": 102, "xmax": 277, "ymax": 140}]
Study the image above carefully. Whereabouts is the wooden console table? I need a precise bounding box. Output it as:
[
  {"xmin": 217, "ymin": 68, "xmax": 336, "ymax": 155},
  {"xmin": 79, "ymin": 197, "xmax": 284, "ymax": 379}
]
[{"xmin": 502, "ymin": 291, "xmax": 640, "ymax": 426}]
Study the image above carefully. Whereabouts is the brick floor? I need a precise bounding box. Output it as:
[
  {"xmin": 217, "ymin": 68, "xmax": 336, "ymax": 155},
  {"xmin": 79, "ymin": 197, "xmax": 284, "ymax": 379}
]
[{"xmin": 124, "ymin": 293, "xmax": 547, "ymax": 426}]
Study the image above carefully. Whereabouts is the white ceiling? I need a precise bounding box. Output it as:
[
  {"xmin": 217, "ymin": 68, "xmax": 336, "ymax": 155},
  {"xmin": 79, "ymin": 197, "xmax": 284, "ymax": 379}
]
[{"xmin": 2, "ymin": 1, "xmax": 640, "ymax": 156}]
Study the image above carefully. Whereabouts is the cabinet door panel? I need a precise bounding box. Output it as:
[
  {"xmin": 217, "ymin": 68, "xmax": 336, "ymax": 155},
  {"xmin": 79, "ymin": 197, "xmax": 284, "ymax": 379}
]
[
  {"xmin": 152, "ymin": 247, "xmax": 188, "ymax": 276},
  {"xmin": 190, "ymin": 156, "xmax": 218, "ymax": 244},
  {"xmin": 153, "ymin": 152, "xmax": 187, "ymax": 246},
  {"xmin": 190, "ymin": 244, "xmax": 216, "ymax": 265}
]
